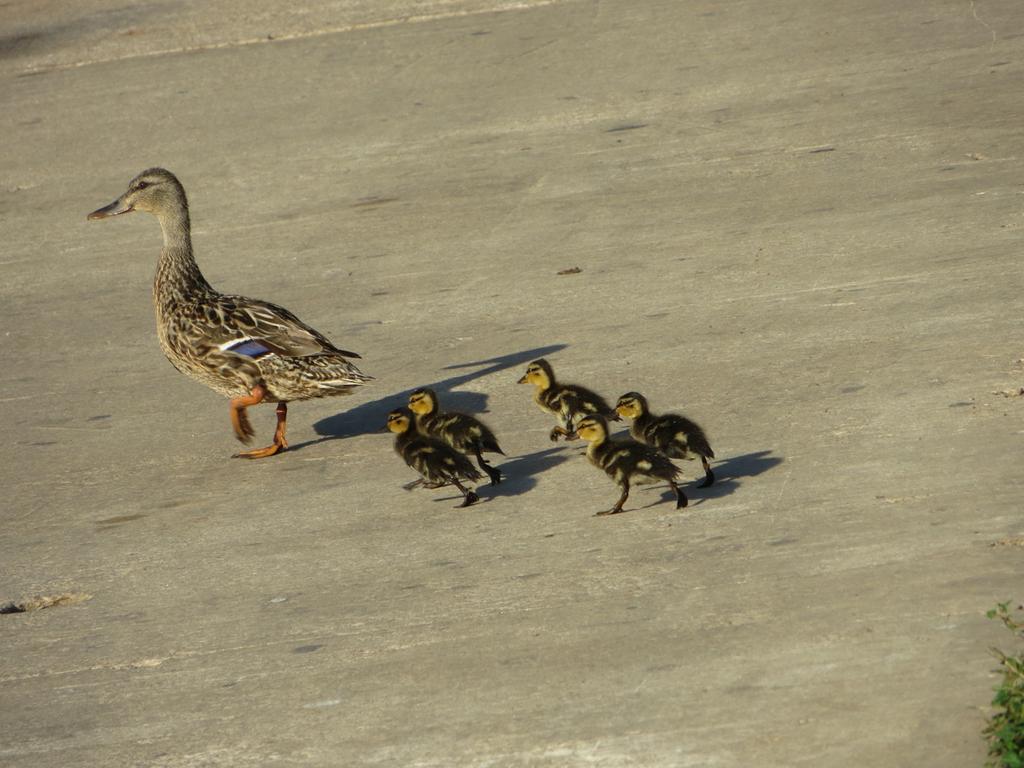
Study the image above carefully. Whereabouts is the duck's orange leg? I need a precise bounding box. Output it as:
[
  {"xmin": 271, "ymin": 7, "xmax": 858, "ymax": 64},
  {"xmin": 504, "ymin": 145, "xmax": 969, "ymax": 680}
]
[{"xmin": 229, "ymin": 386, "xmax": 288, "ymax": 459}]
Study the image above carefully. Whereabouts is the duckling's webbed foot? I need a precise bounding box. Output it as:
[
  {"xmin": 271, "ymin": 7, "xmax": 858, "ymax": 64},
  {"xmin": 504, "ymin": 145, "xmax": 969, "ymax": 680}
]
[
  {"xmin": 403, "ymin": 479, "xmax": 447, "ymax": 490},
  {"xmin": 234, "ymin": 401, "xmax": 288, "ymax": 459},
  {"xmin": 671, "ymin": 480, "xmax": 689, "ymax": 508},
  {"xmin": 549, "ymin": 426, "xmax": 574, "ymax": 442},
  {"xmin": 451, "ymin": 478, "xmax": 479, "ymax": 508},
  {"xmin": 699, "ymin": 458, "xmax": 715, "ymax": 488},
  {"xmin": 475, "ymin": 449, "xmax": 502, "ymax": 485},
  {"xmin": 595, "ymin": 483, "xmax": 630, "ymax": 516}
]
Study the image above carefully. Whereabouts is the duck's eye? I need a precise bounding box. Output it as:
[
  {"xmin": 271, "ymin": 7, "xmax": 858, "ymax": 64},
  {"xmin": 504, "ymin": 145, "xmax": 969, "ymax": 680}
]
[{"xmin": 136, "ymin": 181, "xmax": 150, "ymax": 190}]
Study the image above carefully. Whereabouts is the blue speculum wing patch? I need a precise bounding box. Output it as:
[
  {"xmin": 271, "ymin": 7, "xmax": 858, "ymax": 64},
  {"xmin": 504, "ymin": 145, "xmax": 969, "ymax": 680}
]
[{"xmin": 226, "ymin": 339, "xmax": 274, "ymax": 359}]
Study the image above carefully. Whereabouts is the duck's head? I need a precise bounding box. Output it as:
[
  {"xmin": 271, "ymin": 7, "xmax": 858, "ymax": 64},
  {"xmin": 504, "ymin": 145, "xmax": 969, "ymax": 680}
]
[
  {"xmin": 615, "ymin": 392, "xmax": 649, "ymax": 420},
  {"xmin": 575, "ymin": 415, "xmax": 609, "ymax": 443},
  {"xmin": 517, "ymin": 358, "xmax": 554, "ymax": 388},
  {"xmin": 386, "ymin": 407, "xmax": 414, "ymax": 434},
  {"xmin": 88, "ymin": 168, "xmax": 187, "ymax": 221},
  {"xmin": 408, "ymin": 387, "xmax": 438, "ymax": 416}
]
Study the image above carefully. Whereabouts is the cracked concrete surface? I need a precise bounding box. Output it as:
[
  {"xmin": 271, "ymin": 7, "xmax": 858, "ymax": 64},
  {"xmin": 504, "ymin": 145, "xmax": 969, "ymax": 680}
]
[{"xmin": 1, "ymin": 0, "xmax": 1022, "ymax": 765}]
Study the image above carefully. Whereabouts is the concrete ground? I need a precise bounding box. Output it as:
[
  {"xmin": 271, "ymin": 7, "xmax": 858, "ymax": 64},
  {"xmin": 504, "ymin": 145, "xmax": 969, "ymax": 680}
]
[{"xmin": 2, "ymin": 0, "xmax": 1022, "ymax": 765}]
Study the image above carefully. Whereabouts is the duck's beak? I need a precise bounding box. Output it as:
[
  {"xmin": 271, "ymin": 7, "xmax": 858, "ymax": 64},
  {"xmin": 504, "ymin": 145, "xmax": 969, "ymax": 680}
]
[
  {"xmin": 87, "ymin": 197, "xmax": 133, "ymax": 220},
  {"xmin": 516, "ymin": 374, "xmax": 528, "ymax": 384}
]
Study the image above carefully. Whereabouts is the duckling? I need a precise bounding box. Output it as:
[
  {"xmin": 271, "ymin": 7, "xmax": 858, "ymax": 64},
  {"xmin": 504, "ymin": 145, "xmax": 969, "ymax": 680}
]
[
  {"xmin": 386, "ymin": 408, "xmax": 482, "ymax": 507},
  {"xmin": 88, "ymin": 168, "xmax": 370, "ymax": 458},
  {"xmin": 407, "ymin": 387, "xmax": 504, "ymax": 485},
  {"xmin": 575, "ymin": 415, "xmax": 687, "ymax": 515},
  {"xmin": 517, "ymin": 358, "xmax": 619, "ymax": 441},
  {"xmin": 615, "ymin": 392, "xmax": 716, "ymax": 487}
]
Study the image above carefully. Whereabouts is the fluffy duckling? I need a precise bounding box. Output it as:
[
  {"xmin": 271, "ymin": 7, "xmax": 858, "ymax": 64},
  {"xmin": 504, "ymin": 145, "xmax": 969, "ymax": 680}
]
[
  {"xmin": 88, "ymin": 168, "xmax": 370, "ymax": 458},
  {"xmin": 386, "ymin": 408, "xmax": 482, "ymax": 507},
  {"xmin": 517, "ymin": 358, "xmax": 619, "ymax": 441},
  {"xmin": 615, "ymin": 392, "xmax": 716, "ymax": 487},
  {"xmin": 576, "ymin": 415, "xmax": 687, "ymax": 515},
  {"xmin": 408, "ymin": 387, "xmax": 504, "ymax": 485}
]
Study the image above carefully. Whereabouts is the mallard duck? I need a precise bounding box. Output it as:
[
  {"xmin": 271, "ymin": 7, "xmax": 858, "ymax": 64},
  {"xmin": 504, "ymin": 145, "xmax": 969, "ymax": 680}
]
[
  {"xmin": 386, "ymin": 408, "xmax": 481, "ymax": 507},
  {"xmin": 615, "ymin": 392, "xmax": 715, "ymax": 487},
  {"xmin": 516, "ymin": 358, "xmax": 619, "ymax": 441},
  {"xmin": 575, "ymin": 415, "xmax": 687, "ymax": 516},
  {"xmin": 87, "ymin": 168, "xmax": 370, "ymax": 458},
  {"xmin": 407, "ymin": 387, "xmax": 504, "ymax": 485}
]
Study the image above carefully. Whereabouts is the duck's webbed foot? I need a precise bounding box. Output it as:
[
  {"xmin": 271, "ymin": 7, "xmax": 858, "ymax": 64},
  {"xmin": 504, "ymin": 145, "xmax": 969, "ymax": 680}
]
[
  {"xmin": 229, "ymin": 386, "xmax": 264, "ymax": 444},
  {"xmin": 234, "ymin": 400, "xmax": 288, "ymax": 459}
]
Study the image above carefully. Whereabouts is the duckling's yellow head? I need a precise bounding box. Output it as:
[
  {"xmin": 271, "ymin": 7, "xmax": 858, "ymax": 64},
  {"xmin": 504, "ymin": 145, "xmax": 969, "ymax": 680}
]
[
  {"xmin": 517, "ymin": 359, "xmax": 554, "ymax": 389},
  {"xmin": 575, "ymin": 415, "xmax": 609, "ymax": 443},
  {"xmin": 88, "ymin": 168, "xmax": 188, "ymax": 221},
  {"xmin": 386, "ymin": 408, "xmax": 414, "ymax": 434},
  {"xmin": 615, "ymin": 392, "xmax": 648, "ymax": 420},
  {"xmin": 408, "ymin": 387, "xmax": 438, "ymax": 416}
]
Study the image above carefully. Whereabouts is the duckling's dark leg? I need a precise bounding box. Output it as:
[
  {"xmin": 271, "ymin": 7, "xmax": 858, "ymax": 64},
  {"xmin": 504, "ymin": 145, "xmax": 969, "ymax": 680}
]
[
  {"xmin": 549, "ymin": 426, "xmax": 574, "ymax": 442},
  {"xmin": 670, "ymin": 479, "xmax": 689, "ymax": 508},
  {"xmin": 699, "ymin": 456, "xmax": 715, "ymax": 488},
  {"xmin": 596, "ymin": 481, "xmax": 630, "ymax": 516},
  {"xmin": 450, "ymin": 478, "xmax": 479, "ymax": 507},
  {"xmin": 236, "ymin": 401, "xmax": 288, "ymax": 459},
  {"xmin": 474, "ymin": 447, "xmax": 502, "ymax": 485}
]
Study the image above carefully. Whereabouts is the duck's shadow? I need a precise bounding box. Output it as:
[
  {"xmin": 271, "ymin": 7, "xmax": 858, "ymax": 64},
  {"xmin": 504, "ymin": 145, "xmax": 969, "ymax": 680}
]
[
  {"xmin": 636, "ymin": 449, "xmax": 784, "ymax": 505},
  {"xmin": 289, "ymin": 344, "xmax": 567, "ymax": 452}
]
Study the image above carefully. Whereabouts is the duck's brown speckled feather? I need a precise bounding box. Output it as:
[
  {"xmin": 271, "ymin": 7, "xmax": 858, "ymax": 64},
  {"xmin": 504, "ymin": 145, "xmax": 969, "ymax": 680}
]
[{"xmin": 104, "ymin": 168, "xmax": 372, "ymax": 403}]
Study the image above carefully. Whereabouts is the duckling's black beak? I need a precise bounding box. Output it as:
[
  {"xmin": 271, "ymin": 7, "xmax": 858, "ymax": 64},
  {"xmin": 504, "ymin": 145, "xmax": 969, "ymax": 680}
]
[
  {"xmin": 516, "ymin": 374, "xmax": 528, "ymax": 384},
  {"xmin": 87, "ymin": 198, "xmax": 133, "ymax": 220}
]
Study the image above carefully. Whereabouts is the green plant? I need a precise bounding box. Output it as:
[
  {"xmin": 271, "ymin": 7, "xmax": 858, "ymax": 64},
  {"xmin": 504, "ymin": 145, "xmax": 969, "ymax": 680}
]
[{"xmin": 986, "ymin": 602, "xmax": 1024, "ymax": 768}]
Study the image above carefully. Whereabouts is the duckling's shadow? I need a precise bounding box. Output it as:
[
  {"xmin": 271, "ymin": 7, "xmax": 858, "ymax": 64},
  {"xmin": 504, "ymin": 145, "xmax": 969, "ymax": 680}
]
[
  {"xmin": 484, "ymin": 446, "xmax": 574, "ymax": 499},
  {"xmin": 668, "ymin": 449, "xmax": 784, "ymax": 501},
  {"xmin": 292, "ymin": 344, "xmax": 568, "ymax": 452},
  {"xmin": 629, "ymin": 486, "xmax": 689, "ymax": 512}
]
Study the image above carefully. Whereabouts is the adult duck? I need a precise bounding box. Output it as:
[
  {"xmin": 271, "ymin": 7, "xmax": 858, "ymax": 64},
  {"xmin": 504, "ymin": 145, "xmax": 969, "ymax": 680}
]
[{"xmin": 88, "ymin": 168, "xmax": 370, "ymax": 458}]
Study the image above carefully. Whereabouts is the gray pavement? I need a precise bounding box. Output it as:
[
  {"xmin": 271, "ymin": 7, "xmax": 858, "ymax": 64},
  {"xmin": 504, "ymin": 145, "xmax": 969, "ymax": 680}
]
[{"xmin": 2, "ymin": 0, "xmax": 1023, "ymax": 765}]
